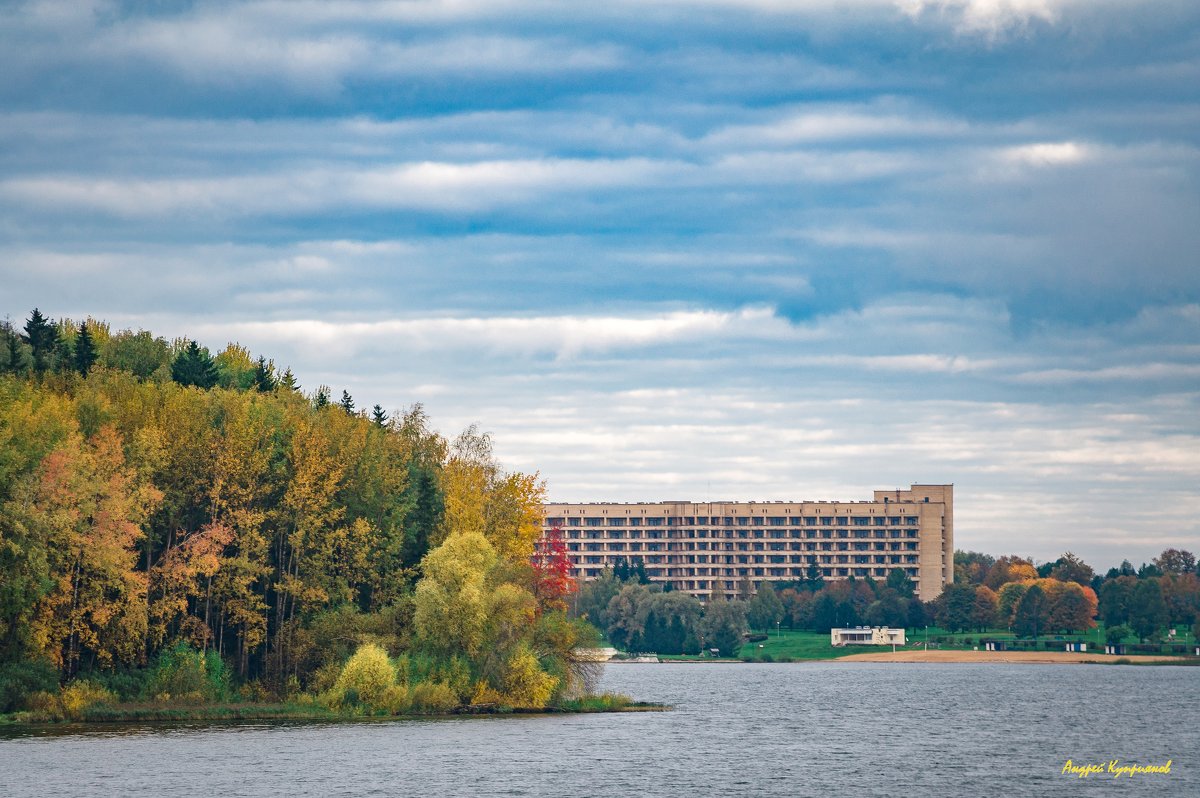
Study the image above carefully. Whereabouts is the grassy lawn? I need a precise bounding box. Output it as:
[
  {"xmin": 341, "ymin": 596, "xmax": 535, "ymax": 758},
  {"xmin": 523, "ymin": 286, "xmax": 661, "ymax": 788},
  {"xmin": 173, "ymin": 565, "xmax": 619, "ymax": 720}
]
[{"xmin": 656, "ymin": 625, "xmax": 1198, "ymax": 662}]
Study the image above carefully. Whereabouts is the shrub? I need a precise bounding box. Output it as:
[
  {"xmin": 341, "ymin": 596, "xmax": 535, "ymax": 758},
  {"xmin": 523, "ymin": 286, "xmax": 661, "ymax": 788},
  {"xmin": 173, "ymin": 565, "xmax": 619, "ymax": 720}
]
[
  {"xmin": 327, "ymin": 643, "xmax": 397, "ymax": 712},
  {"xmin": 59, "ymin": 681, "xmax": 116, "ymax": 720},
  {"xmin": 500, "ymin": 648, "xmax": 557, "ymax": 709},
  {"xmin": 0, "ymin": 659, "xmax": 58, "ymax": 712},
  {"xmin": 409, "ymin": 681, "xmax": 458, "ymax": 714},
  {"xmin": 147, "ymin": 643, "xmax": 229, "ymax": 703}
]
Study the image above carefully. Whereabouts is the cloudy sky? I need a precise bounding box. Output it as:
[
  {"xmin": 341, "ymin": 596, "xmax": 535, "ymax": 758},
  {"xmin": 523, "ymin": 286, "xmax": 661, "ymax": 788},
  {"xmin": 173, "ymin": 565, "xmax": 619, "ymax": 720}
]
[{"xmin": 2, "ymin": 0, "xmax": 1198, "ymax": 570}]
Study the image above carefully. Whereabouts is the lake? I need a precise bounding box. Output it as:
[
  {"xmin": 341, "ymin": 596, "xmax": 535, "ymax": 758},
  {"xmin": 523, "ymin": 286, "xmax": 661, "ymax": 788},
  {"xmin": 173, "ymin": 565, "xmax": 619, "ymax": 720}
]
[{"xmin": 2, "ymin": 662, "xmax": 1195, "ymax": 797}]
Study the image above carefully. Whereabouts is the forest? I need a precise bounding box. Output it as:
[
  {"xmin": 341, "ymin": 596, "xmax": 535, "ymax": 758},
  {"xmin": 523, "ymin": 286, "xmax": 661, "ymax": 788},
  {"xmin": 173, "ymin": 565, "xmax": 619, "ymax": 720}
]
[{"xmin": 0, "ymin": 309, "xmax": 595, "ymax": 720}]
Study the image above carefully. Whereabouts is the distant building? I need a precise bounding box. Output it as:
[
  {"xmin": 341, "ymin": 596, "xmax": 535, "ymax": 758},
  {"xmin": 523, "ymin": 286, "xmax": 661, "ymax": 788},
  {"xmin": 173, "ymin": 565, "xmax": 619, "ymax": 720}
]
[
  {"xmin": 831, "ymin": 627, "xmax": 907, "ymax": 646},
  {"xmin": 542, "ymin": 484, "xmax": 953, "ymax": 601}
]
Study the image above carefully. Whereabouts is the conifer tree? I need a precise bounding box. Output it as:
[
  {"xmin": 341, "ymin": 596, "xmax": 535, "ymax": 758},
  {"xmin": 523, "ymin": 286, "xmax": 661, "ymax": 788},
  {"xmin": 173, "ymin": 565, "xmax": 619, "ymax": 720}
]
[
  {"xmin": 23, "ymin": 308, "xmax": 56, "ymax": 372},
  {"xmin": 74, "ymin": 320, "xmax": 97, "ymax": 376},
  {"xmin": 170, "ymin": 340, "xmax": 218, "ymax": 389},
  {"xmin": 312, "ymin": 385, "xmax": 331, "ymax": 409},
  {"xmin": 340, "ymin": 390, "xmax": 355, "ymax": 415},
  {"xmin": 371, "ymin": 404, "xmax": 388, "ymax": 426},
  {"xmin": 278, "ymin": 367, "xmax": 299, "ymax": 392},
  {"xmin": 252, "ymin": 356, "xmax": 276, "ymax": 392}
]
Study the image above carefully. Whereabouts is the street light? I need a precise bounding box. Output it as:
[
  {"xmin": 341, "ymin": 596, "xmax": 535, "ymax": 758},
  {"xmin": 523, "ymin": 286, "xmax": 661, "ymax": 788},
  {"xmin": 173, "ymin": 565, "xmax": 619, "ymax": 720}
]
[{"xmin": 924, "ymin": 625, "xmax": 929, "ymax": 651}]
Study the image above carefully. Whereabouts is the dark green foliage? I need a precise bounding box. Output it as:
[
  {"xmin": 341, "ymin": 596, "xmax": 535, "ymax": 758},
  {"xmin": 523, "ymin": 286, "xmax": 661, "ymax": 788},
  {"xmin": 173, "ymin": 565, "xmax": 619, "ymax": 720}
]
[
  {"xmin": 1099, "ymin": 577, "xmax": 1133, "ymax": 627},
  {"xmin": 23, "ymin": 308, "xmax": 56, "ymax": 372},
  {"xmin": 1129, "ymin": 579, "xmax": 1169, "ymax": 641},
  {"xmin": 312, "ymin": 385, "xmax": 331, "ymax": 409},
  {"xmin": 253, "ymin": 356, "xmax": 276, "ymax": 392},
  {"xmin": 74, "ymin": 321, "xmax": 97, "ymax": 375},
  {"xmin": 400, "ymin": 463, "xmax": 444, "ymax": 570},
  {"xmin": 886, "ymin": 567, "xmax": 914, "ymax": 597},
  {"xmin": 1013, "ymin": 584, "xmax": 1047, "ymax": 638},
  {"xmin": 0, "ymin": 319, "xmax": 33, "ymax": 375},
  {"xmin": 146, "ymin": 643, "xmax": 230, "ymax": 703},
  {"xmin": 278, "ymin": 367, "xmax": 299, "ymax": 392},
  {"xmin": 937, "ymin": 582, "xmax": 977, "ymax": 633},
  {"xmin": 0, "ymin": 659, "xmax": 58, "ymax": 712},
  {"xmin": 371, "ymin": 404, "xmax": 388, "ymax": 426},
  {"xmin": 340, "ymin": 390, "xmax": 355, "ymax": 415},
  {"xmin": 170, "ymin": 340, "xmax": 218, "ymax": 389},
  {"xmin": 747, "ymin": 582, "xmax": 785, "ymax": 632}
]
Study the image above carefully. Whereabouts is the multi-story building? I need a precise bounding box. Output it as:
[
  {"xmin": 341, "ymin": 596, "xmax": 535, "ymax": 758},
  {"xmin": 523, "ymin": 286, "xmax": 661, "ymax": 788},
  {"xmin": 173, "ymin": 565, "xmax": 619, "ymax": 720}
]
[{"xmin": 542, "ymin": 484, "xmax": 953, "ymax": 601}]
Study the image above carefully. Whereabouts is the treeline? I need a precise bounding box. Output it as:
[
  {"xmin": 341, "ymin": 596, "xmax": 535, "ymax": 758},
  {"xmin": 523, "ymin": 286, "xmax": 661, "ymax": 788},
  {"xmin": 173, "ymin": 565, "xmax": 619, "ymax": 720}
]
[
  {"xmin": 572, "ymin": 566, "xmax": 926, "ymax": 657},
  {"xmin": 947, "ymin": 550, "xmax": 1200, "ymax": 642},
  {"xmin": 1, "ymin": 309, "xmax": 592, "ymax": 716}
]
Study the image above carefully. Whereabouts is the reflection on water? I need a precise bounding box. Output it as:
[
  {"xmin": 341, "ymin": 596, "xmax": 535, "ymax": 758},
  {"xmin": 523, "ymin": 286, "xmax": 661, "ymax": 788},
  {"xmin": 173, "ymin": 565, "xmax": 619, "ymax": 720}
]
[{"xmin": 2, "ymin": 663, "xmax": 1195, "ymax": 797}]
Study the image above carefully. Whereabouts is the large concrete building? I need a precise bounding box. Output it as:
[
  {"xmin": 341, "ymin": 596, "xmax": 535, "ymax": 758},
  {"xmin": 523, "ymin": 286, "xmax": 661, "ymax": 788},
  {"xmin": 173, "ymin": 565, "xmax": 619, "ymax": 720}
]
[{"xmin": 542, "ymin": 484, "xmax": 953, "ymax": 601}]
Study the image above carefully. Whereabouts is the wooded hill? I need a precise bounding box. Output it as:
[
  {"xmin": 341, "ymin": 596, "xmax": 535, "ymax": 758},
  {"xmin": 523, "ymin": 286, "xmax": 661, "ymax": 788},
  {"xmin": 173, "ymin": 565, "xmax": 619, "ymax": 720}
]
[{"xmin": 0, "ymin": 309, "xmax": 589, "ymax": 715}]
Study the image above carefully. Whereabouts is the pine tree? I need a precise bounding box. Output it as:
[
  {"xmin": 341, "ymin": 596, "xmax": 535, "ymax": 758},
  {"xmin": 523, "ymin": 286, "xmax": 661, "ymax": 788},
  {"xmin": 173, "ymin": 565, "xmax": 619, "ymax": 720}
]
[
  {"xmin": 371, "ymin": 404, "xmax": 388, "ymax": 426},
  {"xmin": 23, "ymin": 308, "xmax": 55, "ymax": 372},
  {"xmin": 312, "ymin": 385, "xmax": 331, "ymax": 409},
  {"xmin": 252, "ymin": 356, "xmax": 276, "ymax": 392},
  {"xmin": 170, "ymin": 340, "xmax": 218, "ymax": 389},
  {"xmin": 74, "ymin": 321, "xmax": 97, "ymax": 376},
  {"xmin": 278, "ymin": 367, "xmax": 299, "ymax": 393},
  {"xmin": 340, "ymin": 390, "xmax": 355, "ymax": 415}
]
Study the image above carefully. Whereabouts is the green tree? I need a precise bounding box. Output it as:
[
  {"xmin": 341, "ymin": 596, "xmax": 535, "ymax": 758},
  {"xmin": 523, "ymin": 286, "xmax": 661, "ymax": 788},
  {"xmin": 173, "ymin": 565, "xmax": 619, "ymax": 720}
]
[
  {"xmin": 340, "ymin": 390, "xmax": 355, "ymax": 415},
  {"xmin": 701, "ymin": 600, "xmax": 747, "ymax": 657},
  {"xmin": 23, "ymin": 308, "xmax": 57, "ymax": 372},
  {"xmin": 312, "ymin": 386, "xmax": 331, "ymax": 410},
  {"xmin": 1099, "ymin": 577, "xmax": 1134, "ymax": 627},
  {"xmin": 170, "ymin": 341, "xmax": 218, "ymax": 389},
  {"xmin": 886, "ymin": 567, "xmax": 915, "ymax": 597},
  {"xmin": 371, "ymin": 405, "xmax": 388, "ymax": 426},
  {"xmin": 1013, "ymin": 584, "xmax": 1047, "ymax": 638},
  {"xmin": 278, "ymin": 368, "xmax": 299, "ymax": 393},
  {"xmin": 746, "ymin": 583, "xmax": 785, "ymax": 632},
  {"xmin": 253, "ymin": 357, "xmax": 276, "ymax": 393},
  {"xmin": 104, "ymin": 329, "xmax": 170, "ymax": 380},
  {"xmin": 1128, "ymin": 578, "xmax": 1169, "ymax": 642},
  {"xmin": 73, "ymin": 321, "xmax": 97, "ymax": 376},
  {"xmin": 937, "ymin": 582, "xmax": 976, "ymax": 633}
]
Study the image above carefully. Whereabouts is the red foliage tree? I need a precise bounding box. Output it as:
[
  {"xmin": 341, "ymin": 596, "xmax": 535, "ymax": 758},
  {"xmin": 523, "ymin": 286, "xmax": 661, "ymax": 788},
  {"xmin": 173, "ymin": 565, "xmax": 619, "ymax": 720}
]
[{"xmin": 531, "ymin": 524, "xmax": 576, "ymax": 612}]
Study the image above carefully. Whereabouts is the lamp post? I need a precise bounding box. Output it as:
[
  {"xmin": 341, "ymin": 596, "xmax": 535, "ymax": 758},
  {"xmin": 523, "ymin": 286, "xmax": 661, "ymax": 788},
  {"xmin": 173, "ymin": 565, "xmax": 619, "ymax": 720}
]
[{"xmin": 924, "ymin": 625, "xmax": 929, "ymax": 651}]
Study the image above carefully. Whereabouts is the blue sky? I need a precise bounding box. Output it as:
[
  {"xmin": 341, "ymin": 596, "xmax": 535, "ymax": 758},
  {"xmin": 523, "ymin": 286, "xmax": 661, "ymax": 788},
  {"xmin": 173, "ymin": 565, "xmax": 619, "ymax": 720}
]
[{"xmin": 2, "ymin": 0, "xmax": 1198, "ymax": 570}]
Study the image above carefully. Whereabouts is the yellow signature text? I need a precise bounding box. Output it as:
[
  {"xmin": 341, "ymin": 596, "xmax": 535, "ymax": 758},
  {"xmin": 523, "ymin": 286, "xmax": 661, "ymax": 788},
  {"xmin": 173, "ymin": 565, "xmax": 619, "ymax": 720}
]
[{"xmin": 1062, "ymin": 759, "xmax": 1172, "ymax": 779}]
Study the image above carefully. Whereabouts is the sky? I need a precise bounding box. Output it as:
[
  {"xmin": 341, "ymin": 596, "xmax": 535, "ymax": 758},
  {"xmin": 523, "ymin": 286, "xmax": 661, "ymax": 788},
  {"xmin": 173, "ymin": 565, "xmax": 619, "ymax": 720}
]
[{"xmin": 2, "ymin": 0, "xmax": 1198, "ymax": 571}]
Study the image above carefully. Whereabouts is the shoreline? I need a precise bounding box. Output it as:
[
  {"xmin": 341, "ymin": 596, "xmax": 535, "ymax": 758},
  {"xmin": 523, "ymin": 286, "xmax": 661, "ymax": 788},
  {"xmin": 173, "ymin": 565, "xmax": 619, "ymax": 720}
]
[{"xmin": 825, "ymin": 649, "xmax": 1190, "ymax": 665}]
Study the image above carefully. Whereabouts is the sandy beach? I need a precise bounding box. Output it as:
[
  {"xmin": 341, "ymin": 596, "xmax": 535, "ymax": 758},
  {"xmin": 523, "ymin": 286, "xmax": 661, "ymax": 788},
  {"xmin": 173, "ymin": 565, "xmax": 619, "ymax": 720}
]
[{"xmin": 835, "ymin": 649, "xmax": 1189, "ymax": 665}]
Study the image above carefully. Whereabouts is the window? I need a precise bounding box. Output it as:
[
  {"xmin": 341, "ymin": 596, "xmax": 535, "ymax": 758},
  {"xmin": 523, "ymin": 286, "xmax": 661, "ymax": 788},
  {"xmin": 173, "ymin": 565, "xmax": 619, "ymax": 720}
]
[
  {"xmin": 567, "ymin": 518, "xmax": 581, "ymax": 527},
  {"xmin": 584, "ymin": 518, "xmax": 602, "ymax": 527},
  {"xmin": 607, "ymin": 518, "xmax": 623, "ymax": 527}
]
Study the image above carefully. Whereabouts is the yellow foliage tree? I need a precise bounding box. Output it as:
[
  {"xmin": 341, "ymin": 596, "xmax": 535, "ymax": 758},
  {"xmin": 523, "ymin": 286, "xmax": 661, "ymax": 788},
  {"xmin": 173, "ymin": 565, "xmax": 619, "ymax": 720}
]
[{"xmin": 413, "ymin": 532, "xmax": 497, "ymax": 658}]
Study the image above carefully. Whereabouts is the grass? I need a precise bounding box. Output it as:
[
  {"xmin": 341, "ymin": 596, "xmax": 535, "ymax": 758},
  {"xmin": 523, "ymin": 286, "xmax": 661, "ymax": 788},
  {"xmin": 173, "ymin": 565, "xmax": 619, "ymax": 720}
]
[
  {"xmin": 1, "ymin": 692, "xmax": 665, "ymax": 728},
  {"xmin": 656, "ymin": 625, "xmax": 1199, "ymax": 663}
]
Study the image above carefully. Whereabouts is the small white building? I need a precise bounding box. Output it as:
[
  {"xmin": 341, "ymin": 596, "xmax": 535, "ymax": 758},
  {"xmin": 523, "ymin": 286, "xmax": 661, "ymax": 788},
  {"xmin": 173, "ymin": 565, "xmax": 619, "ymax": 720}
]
[{"xmin": 831, "ymin": 627, "xmax": 906, "ymax": 646}]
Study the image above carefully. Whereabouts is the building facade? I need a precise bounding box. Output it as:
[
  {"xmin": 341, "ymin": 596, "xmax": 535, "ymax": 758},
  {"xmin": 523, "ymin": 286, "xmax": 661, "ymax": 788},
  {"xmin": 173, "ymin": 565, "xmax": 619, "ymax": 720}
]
[{"xmin": 542, "ymin": 484, "xmax": 953, "ymax": 601}]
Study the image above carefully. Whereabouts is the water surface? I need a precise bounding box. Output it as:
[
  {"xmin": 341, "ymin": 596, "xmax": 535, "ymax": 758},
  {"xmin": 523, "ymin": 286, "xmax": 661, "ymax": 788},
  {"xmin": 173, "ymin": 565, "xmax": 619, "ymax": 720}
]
[{"xmin": 2, "ymin": 662, "xmax": 1194, "ymax": 796}]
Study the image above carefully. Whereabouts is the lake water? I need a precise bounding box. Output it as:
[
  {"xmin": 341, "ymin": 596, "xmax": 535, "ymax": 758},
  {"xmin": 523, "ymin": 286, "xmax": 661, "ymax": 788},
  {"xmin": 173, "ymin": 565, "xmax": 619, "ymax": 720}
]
[{"xmin": 1, "ymin": 662, "xmax": 1196, "ymax": 797}]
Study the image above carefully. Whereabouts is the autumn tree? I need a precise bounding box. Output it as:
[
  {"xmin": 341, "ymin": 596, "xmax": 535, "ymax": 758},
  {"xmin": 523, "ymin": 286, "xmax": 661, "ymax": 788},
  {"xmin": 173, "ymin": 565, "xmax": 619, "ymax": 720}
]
[
  {"xmin": 17, "ymin": 427, "xmax": 160, "ymax": 674},
  {"xmin": 970, "ymin": 585, "xmax": 999, "ymax": 631}
]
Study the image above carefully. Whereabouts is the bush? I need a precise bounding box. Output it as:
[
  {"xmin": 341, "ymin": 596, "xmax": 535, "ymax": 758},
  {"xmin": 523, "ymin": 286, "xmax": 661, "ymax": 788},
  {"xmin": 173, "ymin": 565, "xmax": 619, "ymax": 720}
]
[
  {"xmin": 147, "ymin": 643, "xmax": 229, "ymax": 703},
  {"xmin": 746, "ymin": 634, "xmax": 768, "ymax": 643},
  {"xmin": 59, "ymin": 681, "xmax": 116, "ymax": 720},
  {"xmin": 328, "ymin": 643, "xmax": 398, "ymax": 712},
  {"xmin": 0, "ymin": 659, "xmax": 59, "ymax": 712},
  {"xmin": 409, "ymin": 681, "xmax": 458, "ymax": 714}
]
